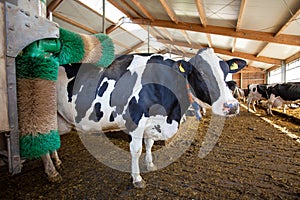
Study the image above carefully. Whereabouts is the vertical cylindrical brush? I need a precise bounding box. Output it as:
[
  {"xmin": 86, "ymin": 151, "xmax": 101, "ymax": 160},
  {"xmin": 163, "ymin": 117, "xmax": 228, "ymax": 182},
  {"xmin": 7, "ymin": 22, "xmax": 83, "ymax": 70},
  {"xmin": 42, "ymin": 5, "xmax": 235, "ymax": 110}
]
[{"xmin": 16, "ymin": 56, "xmax": 60, "ymax": 158}]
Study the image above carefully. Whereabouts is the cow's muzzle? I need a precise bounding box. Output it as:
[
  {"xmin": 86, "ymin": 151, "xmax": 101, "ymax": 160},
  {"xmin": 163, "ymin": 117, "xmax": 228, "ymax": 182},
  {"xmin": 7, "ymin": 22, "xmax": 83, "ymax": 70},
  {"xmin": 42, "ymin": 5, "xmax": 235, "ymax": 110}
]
[{"xmin": 223, "ymin": 100, "xmax": 239, "ymax": 116}]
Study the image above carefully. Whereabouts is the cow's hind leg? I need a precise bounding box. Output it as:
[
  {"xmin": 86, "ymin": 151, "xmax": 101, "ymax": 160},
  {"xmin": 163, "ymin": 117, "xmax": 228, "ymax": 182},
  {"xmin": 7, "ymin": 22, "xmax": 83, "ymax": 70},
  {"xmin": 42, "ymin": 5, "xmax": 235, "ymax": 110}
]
[
  {"xmin": 51, "ymin": 150, "xmax": 63, "ymax": 171},
  {"xmin": 144, "ymin": 138, "xmax": 157, "ymax": 171},
  {"xmin": 130, "ymin": 137, "xmax": 146, "ymax": 188},
  {"xmin": 41, "ymin": 153, "xmax": 62, "ymax": 183}
]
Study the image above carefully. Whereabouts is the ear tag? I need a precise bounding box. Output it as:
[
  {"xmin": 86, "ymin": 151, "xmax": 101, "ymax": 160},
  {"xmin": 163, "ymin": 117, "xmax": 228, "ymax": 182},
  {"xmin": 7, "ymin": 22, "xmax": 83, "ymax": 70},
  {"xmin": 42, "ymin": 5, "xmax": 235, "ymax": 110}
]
[
  {"xmin": 230, "ymin": 62, "xmax": 238, "ymax": 70},
  {"xmin": 179, "ymin": 63, "xmax": 185, "ymax": 73}
]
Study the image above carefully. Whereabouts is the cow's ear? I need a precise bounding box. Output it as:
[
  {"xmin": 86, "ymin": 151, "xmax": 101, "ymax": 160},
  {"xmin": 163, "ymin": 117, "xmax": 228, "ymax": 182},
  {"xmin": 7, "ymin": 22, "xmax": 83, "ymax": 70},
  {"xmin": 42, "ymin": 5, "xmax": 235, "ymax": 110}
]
[
  {"xmin": 226, "ymin": 58, "xmax": 247, "ymax": 73},
  {"xmin": 219, "ymin": 60, "xmax": 229, "ymax": 80},
  {"xmin": 176, "ymin": 60, "xmax": 193, "ymax": 77}
]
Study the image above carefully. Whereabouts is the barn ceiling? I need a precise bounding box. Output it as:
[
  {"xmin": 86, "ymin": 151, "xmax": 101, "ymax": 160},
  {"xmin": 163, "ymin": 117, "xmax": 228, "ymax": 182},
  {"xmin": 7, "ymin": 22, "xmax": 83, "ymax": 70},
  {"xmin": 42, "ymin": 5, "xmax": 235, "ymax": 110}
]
[{"xmin": 47, "ymin": 0, "xmax": 300, "ymax": 71}]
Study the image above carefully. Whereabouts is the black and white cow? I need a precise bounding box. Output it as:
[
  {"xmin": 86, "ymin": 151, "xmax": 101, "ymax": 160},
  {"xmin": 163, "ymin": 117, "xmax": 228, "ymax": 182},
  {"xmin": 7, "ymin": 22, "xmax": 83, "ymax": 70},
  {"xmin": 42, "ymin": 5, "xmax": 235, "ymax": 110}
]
[
  {"xmin": 266, "ymin": 82, "xmax": 300, "ymax": 115},
  {"xmin": 247, "ymin": 84, "xmax": 269, "ymax": 112},
  {"xmin": 226, "ymin": 80, "xmax": 244, "ymax": 101},
  {"xmin": 49, "ymin": 48, "xmax": 240, "ymax": 188},
  {"xmin": 226, "ymin": 80, "xmax": 238, "ymax": 93}
]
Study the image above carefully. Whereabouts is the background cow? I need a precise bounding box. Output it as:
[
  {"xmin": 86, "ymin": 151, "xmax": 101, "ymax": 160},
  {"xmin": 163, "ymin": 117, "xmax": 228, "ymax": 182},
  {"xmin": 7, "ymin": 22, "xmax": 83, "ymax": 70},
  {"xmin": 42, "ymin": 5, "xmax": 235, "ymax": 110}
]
[
  {"xmin": 54, "ymin": 48, "xmax": 240, "ymax": 188},
  {"xmin": 226, "ymin": 80, "xmax": 246, "ymax": 102},
  {"xmin": 247, "ymin": 84, "xmax": 269, "ymax": 112},
  {"xmin": 266, "ymin": 82, "xmax": 300, "ymax": 115}
]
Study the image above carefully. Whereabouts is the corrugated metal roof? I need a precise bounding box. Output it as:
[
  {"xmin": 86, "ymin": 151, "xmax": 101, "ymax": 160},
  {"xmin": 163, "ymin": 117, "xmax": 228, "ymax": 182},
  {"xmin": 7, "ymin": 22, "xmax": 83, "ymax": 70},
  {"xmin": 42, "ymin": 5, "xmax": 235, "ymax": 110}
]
[{"xmin": 47, "ymin": 0, "xmax": 300, "ymax": 71}]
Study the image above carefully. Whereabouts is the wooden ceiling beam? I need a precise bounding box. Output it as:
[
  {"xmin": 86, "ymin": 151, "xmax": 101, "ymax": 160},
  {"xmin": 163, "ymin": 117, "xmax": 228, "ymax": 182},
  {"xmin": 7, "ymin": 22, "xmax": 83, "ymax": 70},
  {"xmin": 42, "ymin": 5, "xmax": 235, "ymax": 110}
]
[
  {"xmin": 285, "ymin": 51, "xmax": 300, "ymax": 64},
  {"xmin": 53, "ymin": 12, "xmax": 98, "ymax": 34},
  {"xmin": 146, "ymin": 26, "xmax": 163, "ymax": 38},
  {"xmin": 236, "ymin": 0, "xmax": 247, "ymax": 31},
  {"xmin": 266, "ymin": 65, "xmax": 280, "ymax": 73},
  {"xmin": 257, "ymin": 7, "xmax": 300, "ymax": 57},
  {"xmin": 169, "ymin": 49, "xmax": 189, "ymax": 58},
  {"xmin": 173, "ymin": 46, "xmax": 186, "ymax": 55},
  {"xmin": 232, "ymin": 0, "xmax": 247, "ymax": 53},
  {"xmin": 132, "ymin": 18, "xmax": 300, "ymax": 46},
  {"xmin": 231, "ymin": 38, "xmax": 237, "ymax": 53},
  {"xmin": 119, "ymin": 0, "xmax": 144, "ymax": 18},
  {"xmin": 54, "ymin": 11, "xmax": 141, "ymax": 43},
  {"xmin": 74, "ymin": 0, "xmax": 119, "ymax": 34},
  {"xmin": 195, "ymin": 0, "xmax": 207, "ymax": 27},
  {"xmin": 107, "ymin": 0, "xmax": 133, "ymax": 17},
  {"xmin": 47, "ymin": 0, "xmax": 64, "ymax": 18},
  {"xmin": 206, "ymin": 33, "xmax": 212, "ymax": 47},
  {"xmin": 157, "ymin": 39, "xmax": 282, "ymax": 65},
  {"xmin": 54, "ymin": 10, "xmax": 143, "ymax": 42},
  {"xmin": 161, "ymin": 28, "xmax": 173, "ymax": 42},
  {"xmin": 266, "ymin": 51, "xmax": 300, "ymax": 73},
  {"xmin": 181, "ymin": 30, "xmax": 192, "ymax": 45},
  {"xmin": 130, "ymin": 0, "xmax": 155, "ymax": 21},
  {"xmin": 159, "ymin": 0, "xmax": 179, "ymax": 24},
  {"xmin": 275, "ymin": 7, "xmax": 300, "ymax": 37},
  {"xmin": 106, "ymin": 23, "xmax": 120, "ymax": 34},
  {"xmin": 213, "ymin": 48, "xmax": 281, "ymax": 66},
  {"xmin": 120, "ymin": 41, "xmax": 145, "ymax": 54},
  {"xmin": 256, "ymin": 43, "xmax": 269, "ymax": 57}
]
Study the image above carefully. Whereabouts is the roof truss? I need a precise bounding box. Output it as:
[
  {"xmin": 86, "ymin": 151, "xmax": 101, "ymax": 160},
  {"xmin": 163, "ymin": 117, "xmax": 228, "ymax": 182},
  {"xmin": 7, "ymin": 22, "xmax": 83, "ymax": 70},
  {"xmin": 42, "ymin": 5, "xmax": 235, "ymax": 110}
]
[
  {"xmin": 132, "ymin": 18, "xmax": 300, "ymax": 46},
  {"xmin": 48, "ymin": 0, "xmax": 300, "ymax": 70}
]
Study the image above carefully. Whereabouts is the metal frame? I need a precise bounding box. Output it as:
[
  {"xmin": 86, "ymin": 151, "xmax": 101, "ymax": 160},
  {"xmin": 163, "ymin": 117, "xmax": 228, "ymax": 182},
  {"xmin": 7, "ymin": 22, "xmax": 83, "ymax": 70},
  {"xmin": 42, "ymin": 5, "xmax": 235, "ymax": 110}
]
[{"xmin": 3, "ymin": 0, "xmax": 59, "ymax": 175}]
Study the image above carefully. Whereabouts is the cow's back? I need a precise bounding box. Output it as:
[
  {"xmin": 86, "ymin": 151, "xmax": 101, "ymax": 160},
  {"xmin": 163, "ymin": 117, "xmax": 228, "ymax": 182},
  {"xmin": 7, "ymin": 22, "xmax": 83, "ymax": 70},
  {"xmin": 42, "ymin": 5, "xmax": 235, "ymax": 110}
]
[{"xmin": 268, "ymin": 82, "xmax": 300, "ymax": 101}]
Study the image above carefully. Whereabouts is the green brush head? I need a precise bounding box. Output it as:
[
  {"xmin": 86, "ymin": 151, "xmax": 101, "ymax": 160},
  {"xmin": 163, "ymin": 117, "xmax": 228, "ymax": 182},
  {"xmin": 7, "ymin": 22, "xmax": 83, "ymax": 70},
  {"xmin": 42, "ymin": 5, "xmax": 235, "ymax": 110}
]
[
  {"xmin": 57, "ymin": 28, "xmax": 114, "ymax": 67},
  {"xmin": 20, "ymin": 130, "xmax": 61, "ymax": 159}
]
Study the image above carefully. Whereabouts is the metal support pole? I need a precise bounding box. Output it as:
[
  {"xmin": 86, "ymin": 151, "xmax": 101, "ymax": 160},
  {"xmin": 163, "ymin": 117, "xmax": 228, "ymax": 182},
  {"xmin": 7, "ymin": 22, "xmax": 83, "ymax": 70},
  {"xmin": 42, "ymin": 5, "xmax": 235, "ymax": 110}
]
[
  {"xmin": 147, "ymin": 24, "xmax": 150, "ymax": 53},
  {"xmin": 281, "ymin": 60, "xmax": 286, "ymax": 83},
  {"xmin": 102, "ymin": 0, "xmax": 106, "ymax": 34},
  {"xmin": 5, "ymin": 56, "xmax": 22, "ymax": 175}
]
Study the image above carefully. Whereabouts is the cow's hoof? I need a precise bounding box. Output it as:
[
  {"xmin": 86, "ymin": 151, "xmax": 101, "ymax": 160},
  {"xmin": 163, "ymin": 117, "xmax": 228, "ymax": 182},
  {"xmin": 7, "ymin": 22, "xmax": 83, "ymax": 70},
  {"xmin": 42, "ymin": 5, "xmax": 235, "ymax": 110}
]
[
  {"xmin": 133, "ymin": 180, "xmax": 146, "ymax": 188},
  {"xmin": 48, "ymin": 174, "xmax": 62, "ymax": 183},
  {"xmin": 55, "ymin": 163, "xmax": 63, "ymax": 172},
  {"xmin": 147, "ymin": 164, "xmax": 157, "ymax": 171}
]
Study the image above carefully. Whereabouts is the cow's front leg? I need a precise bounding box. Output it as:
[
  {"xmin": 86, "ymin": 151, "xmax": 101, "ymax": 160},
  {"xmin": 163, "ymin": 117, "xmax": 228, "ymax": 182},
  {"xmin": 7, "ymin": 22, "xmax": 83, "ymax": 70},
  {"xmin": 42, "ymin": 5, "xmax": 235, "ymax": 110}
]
[
  {"xmin": 41, "ymin": 153, "xmax": 62, "ymax": 183},
  {"xmin": 202, "ymin": 107, "xmax": 207, "ymax": 116},
  {"xmin": 283, "ymin": 104, "xmax": 287, "ymax": 113},
  {"xmin": 130, "ymin": 137, "xmax": 146, "ymax": 188},
  {"xmin": 252, "ymin": 101, "xmax": 257, "ymax": 112},
  {"xmin": 51, "ymin": 151, "xmax": 63, "ymax": 171},
  {"xmin": 267, "ymin": 101, "xmax": 274, "ymax": 116},
  {"xmin": 247, "ymin": 99, "xmax": 252, "ymax": 112},
  {"xmin": 144, "ymin": 138, "xmax": 157, "ymax": 171}
]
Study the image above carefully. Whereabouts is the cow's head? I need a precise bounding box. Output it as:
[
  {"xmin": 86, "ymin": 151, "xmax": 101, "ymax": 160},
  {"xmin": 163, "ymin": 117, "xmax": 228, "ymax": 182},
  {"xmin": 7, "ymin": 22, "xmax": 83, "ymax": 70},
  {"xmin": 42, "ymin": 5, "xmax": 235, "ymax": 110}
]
[{"xmin": 188, "ymin": 48, "xmax": 239, "ymax": 116}]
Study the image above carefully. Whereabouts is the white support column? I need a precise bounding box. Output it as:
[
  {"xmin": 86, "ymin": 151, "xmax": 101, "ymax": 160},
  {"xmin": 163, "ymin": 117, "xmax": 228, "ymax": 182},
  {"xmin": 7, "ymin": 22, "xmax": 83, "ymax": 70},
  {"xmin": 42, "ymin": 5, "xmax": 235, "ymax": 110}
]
[{"xmin": 281, "ymin": 60, "xmax": 286, "ymax": 83}]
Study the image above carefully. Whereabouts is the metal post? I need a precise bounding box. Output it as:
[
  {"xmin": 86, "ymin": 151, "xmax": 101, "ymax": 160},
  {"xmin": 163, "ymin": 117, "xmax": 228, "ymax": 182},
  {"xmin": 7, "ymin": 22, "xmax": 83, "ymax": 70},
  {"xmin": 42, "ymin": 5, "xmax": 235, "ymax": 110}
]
[
  {"xmin": 147, "ymin": 24, "xmax": 150, "ymax": 53},
  {"xmin": 102, "ymin": 0, "xmax": 106, "ymax": 34},
  {"xmin": 281, "ymin": 60, "xmax": 286, "ymax": 83},
  {"xmin": 5, "ymin": 56, "xmax": 22, "ymax": 175}
]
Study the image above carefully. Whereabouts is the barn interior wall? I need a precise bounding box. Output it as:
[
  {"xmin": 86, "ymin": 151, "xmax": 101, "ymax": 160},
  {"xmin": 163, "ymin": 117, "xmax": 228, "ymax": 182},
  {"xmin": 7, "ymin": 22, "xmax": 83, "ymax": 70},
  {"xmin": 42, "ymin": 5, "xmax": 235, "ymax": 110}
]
[{"xmin": 232, "ymin": 69, "xmax": 266, "ymax": 89}]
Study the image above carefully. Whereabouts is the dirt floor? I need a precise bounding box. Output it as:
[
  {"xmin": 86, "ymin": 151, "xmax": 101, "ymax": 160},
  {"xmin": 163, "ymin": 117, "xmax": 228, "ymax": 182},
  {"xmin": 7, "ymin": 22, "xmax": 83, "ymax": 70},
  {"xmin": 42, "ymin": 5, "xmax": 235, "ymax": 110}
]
[{"xmin": 0, "ymin": 104, "xmax": 300, "ymax": 200}]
